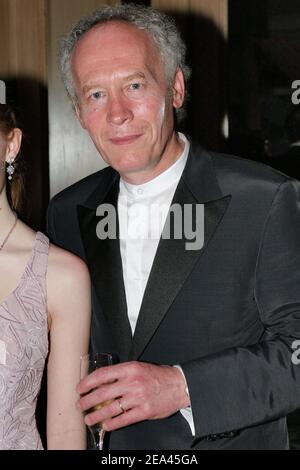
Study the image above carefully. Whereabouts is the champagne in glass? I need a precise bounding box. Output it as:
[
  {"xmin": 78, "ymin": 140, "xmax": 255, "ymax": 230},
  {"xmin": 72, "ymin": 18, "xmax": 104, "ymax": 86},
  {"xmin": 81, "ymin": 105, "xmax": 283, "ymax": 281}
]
[{"xmin": 80, "ymin": 352, "xmax": 114, "ymax": 450}]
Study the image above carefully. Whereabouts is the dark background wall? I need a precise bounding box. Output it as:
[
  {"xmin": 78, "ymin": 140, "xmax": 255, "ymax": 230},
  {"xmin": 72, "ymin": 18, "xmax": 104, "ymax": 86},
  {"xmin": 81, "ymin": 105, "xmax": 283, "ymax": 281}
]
[{"xmin": 227, "ymin": 0, "xmax": 300, "ymax": 179}]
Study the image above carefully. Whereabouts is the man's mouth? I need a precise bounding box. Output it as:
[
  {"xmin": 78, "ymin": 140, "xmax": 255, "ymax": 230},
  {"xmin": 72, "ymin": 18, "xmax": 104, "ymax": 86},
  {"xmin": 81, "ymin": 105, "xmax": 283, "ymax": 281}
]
[{"xmin": 109, "ymin": 134, "xmax": 142, "ymax": 145}]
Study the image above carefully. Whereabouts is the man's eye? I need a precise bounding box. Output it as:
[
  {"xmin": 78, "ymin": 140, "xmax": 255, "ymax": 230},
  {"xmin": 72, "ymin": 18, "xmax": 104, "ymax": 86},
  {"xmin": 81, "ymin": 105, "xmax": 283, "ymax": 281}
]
[
  {"xmin": 130, "ymin": 83, "xmax": 142, "ymax": 91},
  {"xmin": 91, "ymin": 91, "xmax": 102, "ymax": 100}
]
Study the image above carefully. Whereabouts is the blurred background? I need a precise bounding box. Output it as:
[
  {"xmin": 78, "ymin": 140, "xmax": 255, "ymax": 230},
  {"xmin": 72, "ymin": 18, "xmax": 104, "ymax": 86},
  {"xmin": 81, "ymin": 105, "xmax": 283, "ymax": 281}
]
[{"xmin": 1, "ymin": 0, "xmax": 300, "ymax": 447}]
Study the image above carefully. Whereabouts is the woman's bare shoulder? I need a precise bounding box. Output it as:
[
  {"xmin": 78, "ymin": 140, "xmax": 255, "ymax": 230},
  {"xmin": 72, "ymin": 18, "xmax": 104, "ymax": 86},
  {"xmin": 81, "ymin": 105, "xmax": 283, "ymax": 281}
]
[
  {"xmin": 47, "ymin": 243, "xmax": 90, "ymax": 287},
  {"xmin": 46, "ymin": 244, "xmax": 91, "ymax": 321}
]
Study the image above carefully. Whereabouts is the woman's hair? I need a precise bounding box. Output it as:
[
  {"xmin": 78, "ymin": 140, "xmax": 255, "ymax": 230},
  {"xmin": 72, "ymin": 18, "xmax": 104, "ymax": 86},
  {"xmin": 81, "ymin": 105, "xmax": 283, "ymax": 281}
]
[
  {"xmin": 0, "ymin": 104, "xmax": 24, "ymax": 212},
  {"xmin": 59, "ymin": 3, "xmax": 191, "ymax": 121}
]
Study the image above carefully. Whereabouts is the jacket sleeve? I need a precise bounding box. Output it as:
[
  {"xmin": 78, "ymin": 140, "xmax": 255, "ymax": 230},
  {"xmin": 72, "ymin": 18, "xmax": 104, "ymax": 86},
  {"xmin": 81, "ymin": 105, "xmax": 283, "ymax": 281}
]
[{"xmin": 181, "ymin": 179, "xmax": 300, "ymax": 441}]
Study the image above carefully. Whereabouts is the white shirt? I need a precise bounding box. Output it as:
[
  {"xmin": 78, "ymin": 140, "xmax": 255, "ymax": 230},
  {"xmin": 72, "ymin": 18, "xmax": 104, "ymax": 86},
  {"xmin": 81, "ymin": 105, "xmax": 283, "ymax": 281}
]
[{"xmin": 118, "ymin": 133, "xmax": 195, "ymax": 435}]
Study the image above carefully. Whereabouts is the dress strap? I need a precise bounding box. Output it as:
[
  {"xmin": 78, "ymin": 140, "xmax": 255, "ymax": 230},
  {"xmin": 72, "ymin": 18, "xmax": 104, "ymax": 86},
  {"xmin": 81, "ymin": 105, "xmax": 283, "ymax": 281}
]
[{"xmin": 29, "ymin": 232, "xmax": 50, "ymax": 278}]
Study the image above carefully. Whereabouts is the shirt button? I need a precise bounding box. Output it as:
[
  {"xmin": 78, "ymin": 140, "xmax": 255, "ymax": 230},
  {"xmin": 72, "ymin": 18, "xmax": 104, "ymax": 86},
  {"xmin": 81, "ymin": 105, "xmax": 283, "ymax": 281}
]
[{"xmin": 137, "ymin": 188, "xmax": 143, "ymax": 195}]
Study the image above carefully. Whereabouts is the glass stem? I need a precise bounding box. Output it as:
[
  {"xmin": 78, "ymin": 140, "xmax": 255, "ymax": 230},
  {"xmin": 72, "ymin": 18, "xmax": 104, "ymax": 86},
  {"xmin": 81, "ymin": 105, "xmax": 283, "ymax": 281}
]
[{"xmin": 98, "ymin": 428, "xmax": 106, "ymax": 450}]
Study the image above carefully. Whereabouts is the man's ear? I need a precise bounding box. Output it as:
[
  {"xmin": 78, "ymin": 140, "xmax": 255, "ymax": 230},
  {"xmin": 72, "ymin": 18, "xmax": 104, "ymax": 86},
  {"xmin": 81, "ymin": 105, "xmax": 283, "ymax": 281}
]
[
  {"xmin": 75, "ymin": 103, "xmax": 87, "ymax": 130},
  {"xmin": 172, "ymin": 68, "xmax": 185, "ymax": 109},
  {"xmin": 5, "ymin": 128, "xmax": 22, "ymax": 162}
]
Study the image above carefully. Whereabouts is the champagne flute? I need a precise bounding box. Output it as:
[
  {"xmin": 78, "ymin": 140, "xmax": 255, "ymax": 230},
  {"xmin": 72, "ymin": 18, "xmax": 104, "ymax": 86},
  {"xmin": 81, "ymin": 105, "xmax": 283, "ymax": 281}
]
[{"xmin": 80, "ymin": 352, "xmax": 114, "ymax": 450}]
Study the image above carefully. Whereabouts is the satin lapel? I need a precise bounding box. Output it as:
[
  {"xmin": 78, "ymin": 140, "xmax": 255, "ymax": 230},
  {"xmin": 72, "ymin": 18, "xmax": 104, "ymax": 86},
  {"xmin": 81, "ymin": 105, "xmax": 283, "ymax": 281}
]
[
  {"xmin": 77, "ymin": 177, "xmax": 132, "ymax": 361},
  {"xmin": 129, "ymin": 145, "xmax": 232, "ymax": 360}
]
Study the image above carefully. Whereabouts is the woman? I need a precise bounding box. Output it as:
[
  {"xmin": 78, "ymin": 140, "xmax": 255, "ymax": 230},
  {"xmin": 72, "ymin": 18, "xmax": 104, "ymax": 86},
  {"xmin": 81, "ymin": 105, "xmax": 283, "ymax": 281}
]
[{"xmin": 0, "ymin": 93, "xmax": 91, "ymax": 449}]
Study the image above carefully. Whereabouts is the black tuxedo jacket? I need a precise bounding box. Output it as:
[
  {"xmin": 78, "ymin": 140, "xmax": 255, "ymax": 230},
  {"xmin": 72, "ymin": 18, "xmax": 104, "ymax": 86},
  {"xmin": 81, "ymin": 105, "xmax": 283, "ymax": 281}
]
[{"xmin": 47, "ymin": 141, "xmax": 300, "ymax": 449}]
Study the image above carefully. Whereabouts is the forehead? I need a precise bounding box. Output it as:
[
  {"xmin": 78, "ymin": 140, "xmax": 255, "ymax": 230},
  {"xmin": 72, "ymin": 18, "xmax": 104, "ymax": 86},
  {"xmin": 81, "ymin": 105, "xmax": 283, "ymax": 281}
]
[{"xmin": 72, "ymin": 21, "xmax": 162, "ymax": 82}]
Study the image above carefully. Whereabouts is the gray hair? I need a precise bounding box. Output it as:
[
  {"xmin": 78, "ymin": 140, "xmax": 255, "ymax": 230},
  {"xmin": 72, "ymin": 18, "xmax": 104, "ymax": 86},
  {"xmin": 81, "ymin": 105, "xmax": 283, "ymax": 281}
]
[{"xmin": 59, "ymin": 3, "xmax": 191, "ymax": 118}]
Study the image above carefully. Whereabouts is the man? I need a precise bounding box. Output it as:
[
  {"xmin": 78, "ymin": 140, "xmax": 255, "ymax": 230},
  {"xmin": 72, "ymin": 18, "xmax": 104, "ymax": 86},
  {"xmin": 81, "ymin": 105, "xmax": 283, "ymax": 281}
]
[{"xmin": 47, "ymin": 4, "xmax": 300, "ymax": 450}]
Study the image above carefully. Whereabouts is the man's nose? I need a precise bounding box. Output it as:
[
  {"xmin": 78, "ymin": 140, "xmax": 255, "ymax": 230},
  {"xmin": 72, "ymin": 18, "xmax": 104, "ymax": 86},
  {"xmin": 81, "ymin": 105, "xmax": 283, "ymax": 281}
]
[{"xmin": 107, "ymin": 95, "xmax": 133, "ymax": 126}]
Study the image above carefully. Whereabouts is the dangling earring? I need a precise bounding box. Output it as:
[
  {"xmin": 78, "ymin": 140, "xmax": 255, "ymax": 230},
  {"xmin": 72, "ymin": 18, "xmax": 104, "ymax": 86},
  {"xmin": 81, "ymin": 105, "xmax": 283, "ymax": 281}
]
[{"xmin": 6, "ymin": 157, "xmax": 15, "ymax": 181}]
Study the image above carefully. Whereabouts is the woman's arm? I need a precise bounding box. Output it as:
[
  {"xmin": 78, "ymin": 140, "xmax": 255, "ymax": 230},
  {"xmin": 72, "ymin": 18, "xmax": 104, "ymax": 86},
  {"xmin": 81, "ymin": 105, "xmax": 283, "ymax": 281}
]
[{"xmin": 46, "ymin": 245, "xmax": 91, "ymax": 450}]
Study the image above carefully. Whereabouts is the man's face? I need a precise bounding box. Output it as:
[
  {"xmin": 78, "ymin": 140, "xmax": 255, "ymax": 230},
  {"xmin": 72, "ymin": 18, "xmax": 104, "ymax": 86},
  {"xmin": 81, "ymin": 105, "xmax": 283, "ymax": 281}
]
[{"xmin": 72, "ymin": 21, "xmax": 184, "ymax": 183}]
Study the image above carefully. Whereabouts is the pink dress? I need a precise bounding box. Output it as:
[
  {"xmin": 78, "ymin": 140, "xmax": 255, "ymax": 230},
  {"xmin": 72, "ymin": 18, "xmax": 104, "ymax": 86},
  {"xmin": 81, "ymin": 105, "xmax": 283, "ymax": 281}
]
[{"xmin": 0, "ymin": 232, "xmax": 49, "ymax": 450}]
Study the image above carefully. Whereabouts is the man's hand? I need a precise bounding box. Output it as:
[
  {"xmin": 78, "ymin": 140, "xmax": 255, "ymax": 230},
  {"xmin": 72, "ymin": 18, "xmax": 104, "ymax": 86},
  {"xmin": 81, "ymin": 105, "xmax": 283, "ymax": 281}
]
[{"xmin": 77, "ymin": 361, "xmax": 190, "ymax": 431}]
